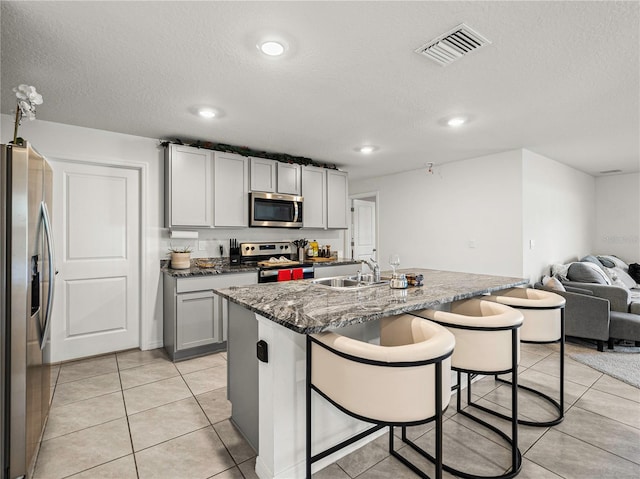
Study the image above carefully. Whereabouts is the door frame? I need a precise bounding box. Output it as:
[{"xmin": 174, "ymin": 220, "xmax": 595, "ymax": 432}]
[
  {"xmin": 47, "ymin": 154, "xmax": 148, "ymax": 353},
  {"xmin": 348, "ymin": 191, "xmax": 379, "ymax": 261}
]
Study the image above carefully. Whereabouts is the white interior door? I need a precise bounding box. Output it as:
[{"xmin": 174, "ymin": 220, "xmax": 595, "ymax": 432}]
[
  {"xmin": 352, "ymin": 199, "xmax": 376, "ymax": 261},
  {"xmin": 50, "ymin": 160, "xmax": 140, "ymax": 362}
]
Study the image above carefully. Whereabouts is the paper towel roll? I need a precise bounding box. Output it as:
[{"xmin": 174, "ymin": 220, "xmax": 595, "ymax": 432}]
[{"xmin": 170, "ymin": 230, "xmax": 199, "ymax": 239}]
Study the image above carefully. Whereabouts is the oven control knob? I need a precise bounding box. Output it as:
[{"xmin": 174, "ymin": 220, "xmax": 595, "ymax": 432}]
[
  {"xmin": 245, "ymin": 246, "xmax": 250, "ymax": 251},
  {"xmin": 251, "ymin": 246, "xmax": 255, "ymax": 250}
]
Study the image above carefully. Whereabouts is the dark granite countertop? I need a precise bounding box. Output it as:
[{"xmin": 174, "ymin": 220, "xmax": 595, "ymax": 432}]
[
  {"xmin": 161, "ymin": 258, "xmax": 258, "ymax": 277},
  {"xmin": 215, "ymin": 268, "xmax": 529, "ymax": 334}
]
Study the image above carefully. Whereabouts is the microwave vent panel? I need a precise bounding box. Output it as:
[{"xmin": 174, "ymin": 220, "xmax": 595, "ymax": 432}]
[{"xmin": 415, "ymin": 23, "xmax": 491, "ymax": 66}]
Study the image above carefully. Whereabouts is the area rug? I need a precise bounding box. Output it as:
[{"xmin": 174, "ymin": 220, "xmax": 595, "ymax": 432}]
[{"xmin": 570, "ymin": 343, "xmax": 640, "ymax": 388}]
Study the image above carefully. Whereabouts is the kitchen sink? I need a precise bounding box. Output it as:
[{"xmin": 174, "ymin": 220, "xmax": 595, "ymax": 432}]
[{"xmin": 311, "ymin": 275, "xmax": 389, "ymax": 290}]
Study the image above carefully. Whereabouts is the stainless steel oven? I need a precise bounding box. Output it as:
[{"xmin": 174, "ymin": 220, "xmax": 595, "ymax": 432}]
[
  {"xmin": 240, "ymin": 241, "xmax": 314, "ymax": 283},
  {"xmin": 249, "ymin": 192, "xmax": 303, "ymax": 228}
]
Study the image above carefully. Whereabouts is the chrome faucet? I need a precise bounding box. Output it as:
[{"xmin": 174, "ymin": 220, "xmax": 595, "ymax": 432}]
[{"xmin": 362, "ymin": 258, "xmax": 380, "ymax": 283}]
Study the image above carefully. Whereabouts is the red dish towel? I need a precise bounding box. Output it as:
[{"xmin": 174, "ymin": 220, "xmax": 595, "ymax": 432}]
[
  {"xmin": 278, "ymin": 269, "xmax": 292, "ymax": 281},
  {"xmin": 292, "ymin": 268, "xmax": 303, "ymax": 280}
]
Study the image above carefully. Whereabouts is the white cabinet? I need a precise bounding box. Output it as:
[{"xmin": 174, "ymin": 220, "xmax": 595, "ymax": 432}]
[
  {"xmin": 327, "ymin": 169, "xmax": 349, "ymax": 229},
  {"xmin": 163, "ymin": 272, "xmax": 257, "ymax": 361},
  {"xmin": 165, "ymin": 144, "xmax": 343, "ymax": 229},
  {"xmin": 301, "ymin": 165, "xmax": 326, "ymax": 229},
  {"xmin": 165, "ymin": 144, "xmax": 213, "ymax": 227},
  {"xmin": 213, "ymin": 152, "xmax": 249, "ymax": 227},
  {"xmin": 277, "ymin": 163, "xmax": 301, "ymax": 195},
  {"xmin": 176, "ymin": 291, "xmax": 220, "ymax": 350},
  {"xmin": 250, "ymin": 157, "xmax": 276, "ymax": 192},
  {"xmin": 249, "ymin": 157, "xmax": 301, "ymax": 195}
]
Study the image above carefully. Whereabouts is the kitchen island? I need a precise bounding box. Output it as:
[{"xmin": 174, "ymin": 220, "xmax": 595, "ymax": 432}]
[{"xmin": 215, "ymin": 268, "xmax": 528, "ymax": 479}]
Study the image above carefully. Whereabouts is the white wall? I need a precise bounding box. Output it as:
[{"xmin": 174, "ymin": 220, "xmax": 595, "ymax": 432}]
[
  {"xmin": 594, "ymin": 173, "xmax": 640, "ymax": 263},
  {"xmin": 350, "ymin": 150, "xmax": 524, "ymax": 276},
  {"xmin": 3, "ymin": 115, "xmax": 345, "ymax": 351},
  {"xmin": 3, "ymin": 114, "xmax": 166, "ymax": 349},
  {"xmin": 522, "ymin": 150, "xmax": 596, "ymax": 283},
  {"xmin": 350, "ymin": 148, "xmax": 602, "ymax": 283}
]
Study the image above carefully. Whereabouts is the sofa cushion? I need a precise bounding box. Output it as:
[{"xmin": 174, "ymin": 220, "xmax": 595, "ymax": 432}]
[
  {"xmin": 542, "ymin": 275, "xmax": 566, "ymax": 292},
  {"xmin": 613, "ymin": 267, "xmax": 638, "ymax": 290},
  {"xmin": 567, "ymin": 262, "xmax": 612, "ymax": 285},
  {"xmin": 596, "ymin": 256, "xmax": 616, "ymax": 268},
  {"xmin": 598, "ymin": 255, "xmax": 629, "ymax": 270},
  {"xmin": 581, "ymin": 255, "xmax": 604, "ymax": 268}
]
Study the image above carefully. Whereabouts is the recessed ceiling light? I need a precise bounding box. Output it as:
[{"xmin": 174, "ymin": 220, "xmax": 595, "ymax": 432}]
[
  {"xmin": 259, "ymin": 41, "xmax": 285, "ymax": 56},
  {"xmin": 447, "ymin": 117, "xmax": 466, "ymax": 127},
  {"xmin": 358, "ymin": 145, "xmax": 378, "ymax": 154},
  {"xmin": 198, "ymin": 108, "xmax": 217, "ymax": 119}
]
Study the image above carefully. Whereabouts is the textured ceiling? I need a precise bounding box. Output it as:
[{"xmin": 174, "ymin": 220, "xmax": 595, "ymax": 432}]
[{"xmin": 1, "ymin": 1, "xmax": 638, "ymax": 180}]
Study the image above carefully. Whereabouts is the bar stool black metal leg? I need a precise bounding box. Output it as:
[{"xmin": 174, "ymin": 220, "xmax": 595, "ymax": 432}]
[
  {"xmin": 405, "ymin": 345, "xmax": 522, "ymax": 479},
  {"xmin": 306, "ymin": 335, "xmax": 312, "ymax": 479},
  {"xmin": 483, "ymin": 308, "xmax": 565, "ymax": 427}
]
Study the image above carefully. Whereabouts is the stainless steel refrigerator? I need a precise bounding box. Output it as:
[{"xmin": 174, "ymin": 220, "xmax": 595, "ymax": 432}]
[{"xmin": 1, "ymin": 142, "xmax": 55, "ymax": 479}]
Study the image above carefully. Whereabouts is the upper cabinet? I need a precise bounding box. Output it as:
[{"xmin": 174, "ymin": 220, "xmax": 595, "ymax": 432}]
[
  {"xmin": 249, "ymin": 157, "xmax": 276, "ymax": 193},
  {"xmin": 213, "ymin": 152, "xmax": 249, "ymax": 227},
  {"xmin": 276, "ymin": 163, "xmax": 301, "ymax": 195},
  {"xmin": 301, "ymin": 165, "xmax": 326, "ymax": 229},
  {"xmin": 165, "ymin": 144, "xmax": 214, "ymax": 228},
  {"xmin": 327, "ymin": 170, "xmax": 349, "ymax": 229},
  {"xmin": 165, "ymin": 144, "xmax": 346, "ymax": 229},
  {"xmin": 165, "ymin": 145, "xmax": 248, "ymax": 229},
  {"xmin": 249, "ymin": 158, "xmax": 301, "ymax": 196}
]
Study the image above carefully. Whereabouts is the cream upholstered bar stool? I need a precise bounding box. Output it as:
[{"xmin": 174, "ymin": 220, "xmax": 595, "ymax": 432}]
[
  {"xmin": 306, "ymin": 314, "xmax": 455, "ymax": 479},
  {"xmin": 484, "ymin": 288, "xmax": 566, "ymax": 427},
  {"xmin": 409, "ymin": 298, "xmax": 524, "ymax": 479}
]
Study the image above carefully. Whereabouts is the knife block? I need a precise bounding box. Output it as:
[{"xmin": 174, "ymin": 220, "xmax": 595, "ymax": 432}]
[{"xmin": 229, "ymin": 240, "xmax": 241, "ymax": 266}]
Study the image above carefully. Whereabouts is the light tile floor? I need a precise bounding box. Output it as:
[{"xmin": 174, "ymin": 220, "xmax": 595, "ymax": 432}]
[{"xmin": 35, "ymin": 341, "xmax": 640, "ymax": 478}]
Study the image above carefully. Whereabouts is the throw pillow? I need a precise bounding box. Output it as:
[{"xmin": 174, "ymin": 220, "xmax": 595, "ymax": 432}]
[
  {"xmin": 567, "ymin": 262, "xmax": 612, "ymax": 285},
  {"xmin": 612, "ymin": 266, "xmax": 637, "ymax": 289},
  {"xmin": 596, "ymin": 256, "xmax": 616, "ymax": 268},
  {"xmin": 581, "ymin": 255, "xmax": 604, "ymax": 268},
  {"xmin": 550, "ymin": 263, "xmax": 571, "ymax": 281},
  {"xmin": 542, "ymin": 276, "xmax": 566, "ymax": 292},
  {"xmin": 598, "ymin": 255, "xmax": 629, "ymax": 270}
]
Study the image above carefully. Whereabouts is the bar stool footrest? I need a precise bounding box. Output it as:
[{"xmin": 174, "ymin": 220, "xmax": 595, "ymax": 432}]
[
  {"xmin": 399, "ymin": 423, "xmax": 522, "ymax": 479},
  {"xmin": 491, "ymin": 376, "xmax": 564, "ymax": 427}
]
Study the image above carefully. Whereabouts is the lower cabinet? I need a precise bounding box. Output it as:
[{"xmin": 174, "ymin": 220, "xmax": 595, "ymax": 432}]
[{"xmin": 163, "ymin": 272, "xmax": 257, "ymax": 361}]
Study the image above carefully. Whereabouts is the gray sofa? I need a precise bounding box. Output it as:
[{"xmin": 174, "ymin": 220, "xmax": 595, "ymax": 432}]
[
  {"xmin": 540, "ymin": 254, "xmax": 640, "ymax": 350},
  {"xmin": 534, "ymin": 282, "xmax": 610, "ymax": 351}
]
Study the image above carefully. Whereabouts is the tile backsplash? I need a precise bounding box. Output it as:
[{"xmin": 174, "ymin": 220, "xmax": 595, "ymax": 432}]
[{"xmin": 161, "ymin": 228, "xmax": 346, "ymax": 259}]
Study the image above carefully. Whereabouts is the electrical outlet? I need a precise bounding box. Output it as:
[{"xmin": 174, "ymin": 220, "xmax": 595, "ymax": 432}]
[{"xmin": 468, "ymin": 240, "xmax": 477, "ymax": 249}]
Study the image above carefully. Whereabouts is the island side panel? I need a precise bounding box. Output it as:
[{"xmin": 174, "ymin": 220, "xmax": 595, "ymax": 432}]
[
  {"xmin": 228, "ymin": 301, "xmax": 259, "ymax": 451},
  {"xmin": 255, "ymin": 315, "xmax": 385, "ymax": 479}
]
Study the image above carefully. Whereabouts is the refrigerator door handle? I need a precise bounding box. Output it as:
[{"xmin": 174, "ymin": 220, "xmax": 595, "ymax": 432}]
[{"xmin": 39, "ymin": 200, "xmax": 56, "ymax": 350}]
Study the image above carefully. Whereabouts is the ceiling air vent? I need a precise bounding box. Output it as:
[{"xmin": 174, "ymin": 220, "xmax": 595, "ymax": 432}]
[
  {"xmin": 599, "ymin": 169, "xmax": 623, "ymax": 174},
  {"xmin": 415, "ymin": 23, "xmax": 491, "ymax": 66}
]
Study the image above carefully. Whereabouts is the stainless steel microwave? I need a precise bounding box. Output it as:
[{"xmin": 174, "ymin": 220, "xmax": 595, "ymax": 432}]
[{"xmin": 250, "ymin": 192, "xmax": 303, "ymax": 228}]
